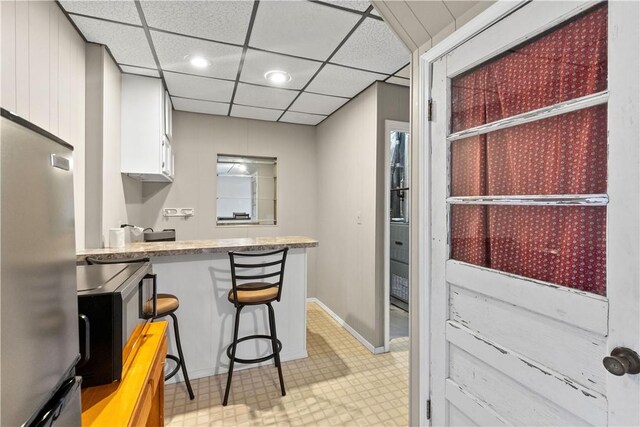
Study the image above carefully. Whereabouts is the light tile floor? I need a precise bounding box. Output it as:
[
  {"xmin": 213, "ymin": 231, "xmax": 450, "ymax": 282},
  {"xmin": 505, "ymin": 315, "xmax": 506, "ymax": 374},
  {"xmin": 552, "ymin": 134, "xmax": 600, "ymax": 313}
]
[
  {"xmin": 389, "ymin": 305, "xmax": 409, "ymax": 340},
  {"xmin": 165, "ymin": 302, "xmax": 409, "ymax": 426}
]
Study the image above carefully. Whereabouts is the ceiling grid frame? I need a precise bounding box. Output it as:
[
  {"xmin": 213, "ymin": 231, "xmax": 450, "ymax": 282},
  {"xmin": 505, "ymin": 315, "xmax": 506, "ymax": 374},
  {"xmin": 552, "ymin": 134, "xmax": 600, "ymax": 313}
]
[{"xmin": 58, "ymin": 0, "xmax": 418, "ymax": 125}]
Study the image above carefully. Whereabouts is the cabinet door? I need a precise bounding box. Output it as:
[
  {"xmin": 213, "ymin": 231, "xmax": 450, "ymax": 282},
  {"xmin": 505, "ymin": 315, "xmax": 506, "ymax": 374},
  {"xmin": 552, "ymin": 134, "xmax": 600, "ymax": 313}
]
[
  {"xmin": 163, "ymin": 91, "xmax": 172, "ymax": 140},
  {"xmin": 161, "ymin": 138, "xmax": 170, "ymax": 176}
]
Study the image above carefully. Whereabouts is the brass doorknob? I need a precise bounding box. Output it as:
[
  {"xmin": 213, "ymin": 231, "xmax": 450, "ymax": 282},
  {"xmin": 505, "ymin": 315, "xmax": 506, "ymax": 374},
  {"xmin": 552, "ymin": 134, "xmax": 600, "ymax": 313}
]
[{"xmin": 603, "ymin": 347, "xmax": 640, "ymax": 376}]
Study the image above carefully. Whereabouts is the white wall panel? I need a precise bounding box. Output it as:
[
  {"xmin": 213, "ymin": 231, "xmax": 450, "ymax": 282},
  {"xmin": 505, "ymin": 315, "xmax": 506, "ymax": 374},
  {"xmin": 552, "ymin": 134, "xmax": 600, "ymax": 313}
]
[
  {"xmin": 1, "ymin": 0, "xmax": 17, "ymax": 113},
  {"xmin": 15, "ymin": 0, "xmax": 30, "ymax": 118},
  {"xmin": 28, "ymin": 0, "xmax": 50, "ymax": 130},
  {"xmin": 1, "ymin": 0, "xmax": 86, "ymax": 248},
  {"xmin": 48, "ymin": 2, "xmax": 59, "ymax": 136}
]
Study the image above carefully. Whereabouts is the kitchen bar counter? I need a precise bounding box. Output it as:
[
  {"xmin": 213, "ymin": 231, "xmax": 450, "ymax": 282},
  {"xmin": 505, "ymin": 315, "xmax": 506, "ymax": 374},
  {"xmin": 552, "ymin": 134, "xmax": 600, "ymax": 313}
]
[
  {"xmin": 76, "ymin": 236, "xmax": 317, "ymax": 386},
  {"xmin": 76, "ymin": 236, "xmax": 317, "ymax": 262}
]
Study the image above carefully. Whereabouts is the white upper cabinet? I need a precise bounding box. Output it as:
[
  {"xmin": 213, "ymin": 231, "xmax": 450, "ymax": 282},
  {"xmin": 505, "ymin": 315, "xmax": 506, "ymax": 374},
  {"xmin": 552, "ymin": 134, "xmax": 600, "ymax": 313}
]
[{"xmin": 121, "ymin": 74, "xmax": 174, "ymax": 182}]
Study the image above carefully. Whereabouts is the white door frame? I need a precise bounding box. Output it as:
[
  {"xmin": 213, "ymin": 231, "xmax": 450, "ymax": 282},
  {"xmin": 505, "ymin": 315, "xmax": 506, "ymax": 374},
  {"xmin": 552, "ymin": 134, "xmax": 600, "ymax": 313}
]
[
  {"xmin": 416, "ymin": 0, "xmax": 640, "ymax": 425},
  {"xmin": 415, "ymin": 1, "xmax": 561, "ymax": 425},
  {"xmin": 384, "ymin": 120, "xmax": 410, "ymax": 352}
]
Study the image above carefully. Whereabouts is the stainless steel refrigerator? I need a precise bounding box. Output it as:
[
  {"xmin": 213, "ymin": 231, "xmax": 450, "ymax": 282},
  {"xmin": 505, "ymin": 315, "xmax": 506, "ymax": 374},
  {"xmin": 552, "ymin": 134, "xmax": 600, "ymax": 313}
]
[{"xmin": 1, "ymin": 108, "xmax": 82, "ymax": 426}]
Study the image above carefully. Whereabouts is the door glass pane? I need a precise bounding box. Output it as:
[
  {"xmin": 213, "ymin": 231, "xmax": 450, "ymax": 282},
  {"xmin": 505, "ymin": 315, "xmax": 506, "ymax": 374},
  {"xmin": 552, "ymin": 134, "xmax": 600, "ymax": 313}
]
[
  {"xmin": 450, "ymin": 105, "xmax": 607, "ymax": 197},
  {"xmin": 450, "ymin": 205, "xmax": 606, "ymax": 295},
  {"xmin": 450, "ymin": 3, "xmax": 607, "ymax": 133}
]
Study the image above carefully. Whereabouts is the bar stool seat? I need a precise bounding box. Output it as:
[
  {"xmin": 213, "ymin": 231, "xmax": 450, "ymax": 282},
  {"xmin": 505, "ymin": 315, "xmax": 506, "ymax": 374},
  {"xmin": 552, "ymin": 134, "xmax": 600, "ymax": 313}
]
[
  {"xmin": 157, "ymin": 293, "xmax": 180, "ymax": 313},
  {"xmin": 227, "ymin": 284, "xmax": 279, "ymax": 304},
  {"xmin": 223, "ymin": 248, "xmax": 289, "ymax": 406},
  {"xmin": 85, "ymin": 257, "xmax": 195, "ymax": 401}
]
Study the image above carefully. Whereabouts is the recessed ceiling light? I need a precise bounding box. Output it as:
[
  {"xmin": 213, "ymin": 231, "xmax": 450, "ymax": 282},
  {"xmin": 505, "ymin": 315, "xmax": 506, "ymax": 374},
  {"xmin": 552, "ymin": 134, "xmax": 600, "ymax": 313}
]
[
  {"xmin": 188, "ymin": 55, "xmax": 210, "ymax": 68},
  {"xmin": 264, "ymin": 70, "xmax": 291, "ymax": 85}
]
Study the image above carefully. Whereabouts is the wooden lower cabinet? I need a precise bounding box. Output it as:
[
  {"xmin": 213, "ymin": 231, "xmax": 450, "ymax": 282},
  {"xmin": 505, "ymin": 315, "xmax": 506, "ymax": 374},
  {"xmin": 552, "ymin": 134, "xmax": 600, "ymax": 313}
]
[{"xmin": 81, "ymin": 321, "xmax": 168, "ymax": 426}]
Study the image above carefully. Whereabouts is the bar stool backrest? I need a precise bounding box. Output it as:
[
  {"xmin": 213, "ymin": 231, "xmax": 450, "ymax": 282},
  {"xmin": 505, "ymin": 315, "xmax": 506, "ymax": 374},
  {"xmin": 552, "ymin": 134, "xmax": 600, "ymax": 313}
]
[{"xmin": 228, "ymin": 248, "xmax": 289, "ymax": 306}]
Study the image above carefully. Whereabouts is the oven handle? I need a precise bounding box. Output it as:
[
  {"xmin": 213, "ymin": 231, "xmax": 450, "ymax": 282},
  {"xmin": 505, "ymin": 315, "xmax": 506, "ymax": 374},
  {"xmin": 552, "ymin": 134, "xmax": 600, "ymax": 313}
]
[{"xmin": 77, "ymin": 314, "xmax": 90, "ymax": 368}]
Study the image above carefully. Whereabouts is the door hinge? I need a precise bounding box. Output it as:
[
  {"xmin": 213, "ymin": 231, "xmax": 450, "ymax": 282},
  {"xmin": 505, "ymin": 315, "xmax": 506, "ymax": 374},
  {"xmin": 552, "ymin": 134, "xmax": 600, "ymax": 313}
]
[
  {"xmin": 427, "ymin": 399, "xmax": 431, "ymax": 420},
  {"xmin": 427, "ymin": 99, "xmax": 433, "ymax": 122}
]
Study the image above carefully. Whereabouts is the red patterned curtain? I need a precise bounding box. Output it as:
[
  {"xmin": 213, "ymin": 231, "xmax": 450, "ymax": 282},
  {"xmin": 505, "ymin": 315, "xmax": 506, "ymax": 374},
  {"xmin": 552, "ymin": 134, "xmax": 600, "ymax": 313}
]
[{"xmin": 449, "ymin": 4, "xmax": 608, "ymax": 295}]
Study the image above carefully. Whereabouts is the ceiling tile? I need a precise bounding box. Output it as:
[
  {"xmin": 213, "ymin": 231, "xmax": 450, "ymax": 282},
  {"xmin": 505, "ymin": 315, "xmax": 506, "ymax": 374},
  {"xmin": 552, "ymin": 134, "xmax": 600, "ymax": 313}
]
[
  {"xmin": 280, "ymin": 111, "xmax": 326, "ymax": 126},
  {"xmin": 332, "ymin": 18, "xmax": 409, "ymax": 74},
  {"xmin": 234, "ymin": 83, "xmax": 298, "ymax": 110},
  {"xmin": 120, "ymin": 65, "xmax": 160, "ymax": 78},
  {"xmin": 59, "ymin": 1, "xmax": 141, "ymax": 25},
  {"xmin": 395, "ymin": 64, "xmax": 410, "ymax": 79},
  {"xmin": 172, "ymin": 97, "xmax": 229, "ymax": 116},
  {"xmin": 386, "ymin": 76, "xmax": 410, "ymax": 87},
  {"xmin": 443, "ymin": 1, "xmax": 479, "ymax": 19},
  {"xmin": 306, "ymin": 64, "xmax": 385, "ymax": 97},
  {"xmin": 406, "ymin": 1, "xmax": 455, "ymax": 37},
  {"xmin": 141, "ymin": 1, "xmax": 253, "ymax": 45},
  {"xmin": 290, "ymin": 92, "xmax": 349, "ymax": 115},
  {"xmin": 231, "ymin": 105, "xmax": 283, "ymax": 122},
  {"xmin": 318, "ymin": 1, "xmax": 371, "ymax": 12},
  {"xmin": 250, "ymin": 1, "xmax": 360, "ymax": 61},
  {"xmin": 71, "ymin": 16, "xmax": 156, "ymax": 68},
  {"xmin": 164, "ymin": 72, "xmax": 235, "ymax": 103},
  {"xmin": 240, "ymin": 50, "xmax": 322, "ymax": 90},
  {"xmin": 151, "ymin": 31, "xmax": 242, "ymax": 81}
]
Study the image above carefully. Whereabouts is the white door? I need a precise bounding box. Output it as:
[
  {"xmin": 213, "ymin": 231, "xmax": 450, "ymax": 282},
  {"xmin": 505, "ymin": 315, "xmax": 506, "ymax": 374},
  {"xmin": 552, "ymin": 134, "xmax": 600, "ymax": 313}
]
[{"xmin": 427, "ymin": 1, "xmax": 639, "ymax": 425}]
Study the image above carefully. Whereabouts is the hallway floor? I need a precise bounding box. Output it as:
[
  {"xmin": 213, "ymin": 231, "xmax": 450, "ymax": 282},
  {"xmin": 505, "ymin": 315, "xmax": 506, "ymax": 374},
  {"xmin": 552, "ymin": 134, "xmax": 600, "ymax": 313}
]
[
  {"xmin": 390, "ymin": 304, "xmax": 409, "ymax": 340},
  {"xmin": 165, "ymin": 302, "xmax": 409, "ymax": 426}
]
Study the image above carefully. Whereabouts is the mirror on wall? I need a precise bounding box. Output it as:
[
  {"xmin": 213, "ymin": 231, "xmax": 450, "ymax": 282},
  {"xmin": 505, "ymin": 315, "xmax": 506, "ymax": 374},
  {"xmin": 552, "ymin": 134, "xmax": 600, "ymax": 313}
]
[{"xmin": 216, "ymin": 155, "xmax": 277, "ymax": 226}]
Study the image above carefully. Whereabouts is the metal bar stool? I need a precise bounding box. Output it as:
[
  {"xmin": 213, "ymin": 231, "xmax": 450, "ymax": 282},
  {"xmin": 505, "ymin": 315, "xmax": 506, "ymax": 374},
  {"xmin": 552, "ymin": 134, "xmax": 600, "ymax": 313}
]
[
  {"xmin": 223, "ymin": 248, "xmax": 288, "ymax": 406},
  {"xmin": 85, "ymin": 256, "xmax": 195, "ymax": 400}
]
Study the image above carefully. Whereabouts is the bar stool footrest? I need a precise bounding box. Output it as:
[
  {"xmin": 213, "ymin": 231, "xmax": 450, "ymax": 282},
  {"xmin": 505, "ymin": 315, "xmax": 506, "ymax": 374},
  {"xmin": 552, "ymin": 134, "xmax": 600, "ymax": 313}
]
[
  {"xmin": 226, "ymin": 334, "xmax": 282, "ymax": 364},
  {"xmin": 165, "ymin": 354, "xmax": 181, "ymax": 381}
]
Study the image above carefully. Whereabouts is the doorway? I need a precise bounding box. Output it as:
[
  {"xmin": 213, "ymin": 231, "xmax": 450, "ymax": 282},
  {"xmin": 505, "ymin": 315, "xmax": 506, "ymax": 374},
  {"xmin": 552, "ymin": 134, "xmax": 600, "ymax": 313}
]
[{"xmin": 385, "ymin": 120, "xmax": 410, "ymax": 351}]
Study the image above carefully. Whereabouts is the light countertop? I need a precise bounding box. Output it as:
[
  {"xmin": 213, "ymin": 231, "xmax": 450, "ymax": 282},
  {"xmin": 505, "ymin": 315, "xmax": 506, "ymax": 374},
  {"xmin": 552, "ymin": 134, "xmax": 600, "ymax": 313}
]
[{"xmin": 77, "ymin": 236, "xmax": 318, "ymax": 263}]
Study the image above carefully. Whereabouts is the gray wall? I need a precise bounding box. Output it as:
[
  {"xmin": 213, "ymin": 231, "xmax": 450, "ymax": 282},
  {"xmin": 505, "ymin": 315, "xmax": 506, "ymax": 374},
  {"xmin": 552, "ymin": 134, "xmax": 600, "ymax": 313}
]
[
  {"xmin": 315, "ymin": 82, "xmax": 410, "ymax": 348},
  {"xmin": 373, "ymin": 2, "xmax": 494, "ymax": 423},
  {"xmin": 140, "ymin": 111, "xmax": 318, "ymax": 293},
  {"xmin": 84, "ymin": 44, "xmax": 143, "ymax": 248}
]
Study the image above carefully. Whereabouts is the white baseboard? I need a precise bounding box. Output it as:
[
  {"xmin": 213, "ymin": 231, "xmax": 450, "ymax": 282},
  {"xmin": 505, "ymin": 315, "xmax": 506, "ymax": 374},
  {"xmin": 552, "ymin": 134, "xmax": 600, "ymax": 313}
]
[{"xmin": 307, "ymin": 298, "xmax": 385, "ymax": 355}]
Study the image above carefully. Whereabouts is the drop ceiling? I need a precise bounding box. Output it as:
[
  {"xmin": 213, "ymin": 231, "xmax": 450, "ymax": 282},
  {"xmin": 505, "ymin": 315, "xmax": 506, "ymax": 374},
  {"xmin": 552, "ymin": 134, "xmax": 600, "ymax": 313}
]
[{"xmin": 59, "ymin": 0, "xmax": 411, "ymax": 126}]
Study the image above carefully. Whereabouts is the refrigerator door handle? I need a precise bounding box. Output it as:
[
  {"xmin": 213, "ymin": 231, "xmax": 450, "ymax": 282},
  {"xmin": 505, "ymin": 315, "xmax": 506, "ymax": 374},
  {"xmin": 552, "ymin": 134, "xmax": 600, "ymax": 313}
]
[
  {"xmin": 78, "ymin": 314, "xmax": 90, "ymax": 368},
  {"xmin": 29, "ymin": 376, "xmax": 81, "ymax": 427}
]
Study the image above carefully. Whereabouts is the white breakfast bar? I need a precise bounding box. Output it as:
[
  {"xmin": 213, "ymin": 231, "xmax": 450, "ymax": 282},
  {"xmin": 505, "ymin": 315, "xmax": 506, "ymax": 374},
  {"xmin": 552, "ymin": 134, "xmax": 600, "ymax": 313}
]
[{"xmin": 77, "ymin": 236, "xmax": 318, "ymax": 383}]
